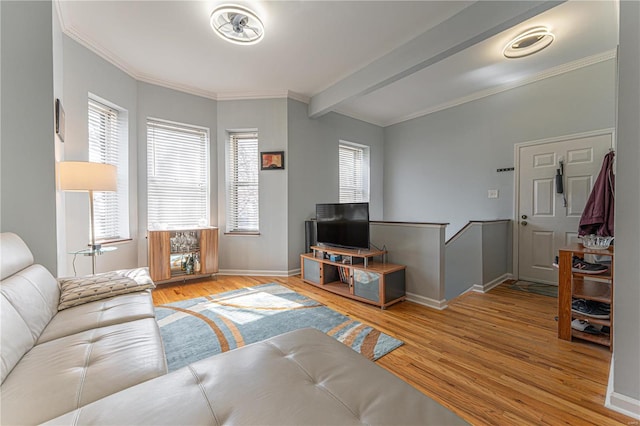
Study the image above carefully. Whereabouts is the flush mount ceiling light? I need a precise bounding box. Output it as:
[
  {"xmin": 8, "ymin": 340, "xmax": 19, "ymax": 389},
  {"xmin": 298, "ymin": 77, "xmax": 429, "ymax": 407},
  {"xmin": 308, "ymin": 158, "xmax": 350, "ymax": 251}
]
[
  {"xmin": 210, "ymin": 5, "xmax": 264, "ymax": 45},
  {"xmin": 503, "ymin": 26, "xmax": 554, "ymax": 58}
]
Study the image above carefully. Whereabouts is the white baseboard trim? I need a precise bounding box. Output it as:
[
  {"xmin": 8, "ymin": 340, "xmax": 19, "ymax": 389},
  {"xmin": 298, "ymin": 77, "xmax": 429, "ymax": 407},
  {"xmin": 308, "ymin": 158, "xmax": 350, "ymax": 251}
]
[
  {"xmin": 472, "ymin": 273, "xmax": 513, "ymax": 293},
  {"xmin": 219, "ymin": 269, "xmax": 293, "ymax": 277},
  {"xmin": 607, "ymin": 392, "xmax": 640, "ymax": 419},
  {"xmin": 605, "ymin": 356, "xmax": 640, "ymax": 420},
  {"xmin": 406, "ymin": 292, "xmax": 448, "ymax": 310}
]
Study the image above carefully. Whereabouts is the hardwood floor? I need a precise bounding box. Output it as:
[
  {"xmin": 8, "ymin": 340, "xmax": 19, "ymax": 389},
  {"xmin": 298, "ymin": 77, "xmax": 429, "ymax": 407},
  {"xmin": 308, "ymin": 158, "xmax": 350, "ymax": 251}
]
[{"xmin": 152, "ymin": 275, "xmax": 636, "ymax": 426}]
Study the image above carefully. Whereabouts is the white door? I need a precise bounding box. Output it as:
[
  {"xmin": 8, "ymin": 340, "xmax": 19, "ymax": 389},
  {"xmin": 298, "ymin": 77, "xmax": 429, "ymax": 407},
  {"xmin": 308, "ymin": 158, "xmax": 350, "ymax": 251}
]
[{"xmin": 517, "ymin": 133, "xmax": 613, "ymax": 284}]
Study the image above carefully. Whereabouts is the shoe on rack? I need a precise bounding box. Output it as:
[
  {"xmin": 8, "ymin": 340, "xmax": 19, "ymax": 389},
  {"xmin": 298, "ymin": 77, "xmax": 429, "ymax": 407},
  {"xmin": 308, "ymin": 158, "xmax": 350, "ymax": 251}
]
[
  {"xmin": 571, "ymin": 319, "xmax": 602, "ymax": 334},
  {"xmin": 572, "ymin": 299, "xmax": 610, "ymax": 319},
  {"xmin": 571, "ymin": 256, "xmax": 608, "ymax": 274}
]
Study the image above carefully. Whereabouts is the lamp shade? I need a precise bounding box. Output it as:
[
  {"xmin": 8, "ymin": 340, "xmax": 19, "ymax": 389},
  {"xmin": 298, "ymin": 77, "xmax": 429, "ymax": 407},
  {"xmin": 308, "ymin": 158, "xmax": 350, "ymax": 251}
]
[{"xmin": 58, "ymin": 161, "xmax": 117, "ymax": 192}]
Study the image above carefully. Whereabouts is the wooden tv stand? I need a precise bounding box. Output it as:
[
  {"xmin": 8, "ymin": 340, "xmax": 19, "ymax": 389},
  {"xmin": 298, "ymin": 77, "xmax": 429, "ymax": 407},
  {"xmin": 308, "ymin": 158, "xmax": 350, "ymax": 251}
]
[{"xmin": 300, "ymin": 246, "xmax": 405, "ymax": 309}]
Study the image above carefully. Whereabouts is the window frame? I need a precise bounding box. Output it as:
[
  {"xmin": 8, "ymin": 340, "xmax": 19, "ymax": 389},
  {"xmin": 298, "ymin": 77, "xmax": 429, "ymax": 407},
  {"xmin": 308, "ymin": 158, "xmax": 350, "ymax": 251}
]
[
  {"xmin": 226, "ymin": 131, "xmax": 260, "ymax": 234},
  {"xmin": 87, "ymin": 96, "xmax": 129, "ymax": 243},
  {"xmin": 339, "ymin": 140, "xmax": 370, "ymax": 203}
]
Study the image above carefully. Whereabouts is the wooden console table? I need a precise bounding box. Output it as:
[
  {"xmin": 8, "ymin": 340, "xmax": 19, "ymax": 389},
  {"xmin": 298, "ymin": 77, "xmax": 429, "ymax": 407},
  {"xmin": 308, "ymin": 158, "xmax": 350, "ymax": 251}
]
[{"xmin": 300, "ymin": 246, "xmax": 405, "ymax": 309}]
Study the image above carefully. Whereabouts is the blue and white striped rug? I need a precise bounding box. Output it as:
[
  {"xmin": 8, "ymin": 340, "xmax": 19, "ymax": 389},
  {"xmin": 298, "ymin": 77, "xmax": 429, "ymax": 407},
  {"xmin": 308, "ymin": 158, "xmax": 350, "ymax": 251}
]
[{"xmin": 155, "ymin": 283, "xmax": 403, "ymax": 372}]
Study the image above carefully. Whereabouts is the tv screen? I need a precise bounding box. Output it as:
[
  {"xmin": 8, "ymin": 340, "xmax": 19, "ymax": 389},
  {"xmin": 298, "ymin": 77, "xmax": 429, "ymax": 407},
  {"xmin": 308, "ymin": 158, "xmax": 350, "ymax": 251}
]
[{"xmin": 315, "ymin": 202, "xmax": 370, "ymax": 250}]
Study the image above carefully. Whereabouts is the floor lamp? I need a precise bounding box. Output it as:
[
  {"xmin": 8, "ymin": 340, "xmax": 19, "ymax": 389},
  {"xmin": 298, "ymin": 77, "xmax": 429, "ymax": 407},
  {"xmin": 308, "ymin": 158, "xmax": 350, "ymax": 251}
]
[{"xmin": 58, "ymin": 161, "xmax": 117, "ymax": 274}]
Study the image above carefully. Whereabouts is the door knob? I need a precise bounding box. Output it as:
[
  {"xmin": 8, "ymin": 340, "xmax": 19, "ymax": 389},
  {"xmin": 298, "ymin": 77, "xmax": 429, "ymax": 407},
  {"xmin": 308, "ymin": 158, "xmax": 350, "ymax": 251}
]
[
  {"xmin": 521, "ymin": 221, "xmax": 528, "ymax": 226},
  {"xmin": 521, "ymin": 214, "xmax": 528, "ymax": 219}
]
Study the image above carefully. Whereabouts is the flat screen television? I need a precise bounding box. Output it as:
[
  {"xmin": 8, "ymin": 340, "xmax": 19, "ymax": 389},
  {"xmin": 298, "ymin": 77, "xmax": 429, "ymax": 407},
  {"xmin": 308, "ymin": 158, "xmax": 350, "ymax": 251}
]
[{"xmin": 315, "ymin": 202, "xmax": 369, "ymax": 250}]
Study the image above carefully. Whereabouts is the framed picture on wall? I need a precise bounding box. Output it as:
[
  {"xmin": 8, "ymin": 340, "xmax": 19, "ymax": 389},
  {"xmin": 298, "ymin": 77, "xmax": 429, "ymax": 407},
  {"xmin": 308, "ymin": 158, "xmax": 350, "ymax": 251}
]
[
  {"xmin": 55, "ymin": 99, "xmax": 65, "ymax": 142},
  {"xmin": 261, "ymin": 151, "xmax": 285, "ymax": 170}
]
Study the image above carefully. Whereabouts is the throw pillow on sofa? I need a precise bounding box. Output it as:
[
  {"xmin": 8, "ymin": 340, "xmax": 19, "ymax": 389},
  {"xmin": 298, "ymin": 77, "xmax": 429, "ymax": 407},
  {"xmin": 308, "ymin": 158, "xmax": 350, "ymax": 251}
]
[{"xmin": 58, "ymin": 270, "xmax": 155, "ymax": 310}]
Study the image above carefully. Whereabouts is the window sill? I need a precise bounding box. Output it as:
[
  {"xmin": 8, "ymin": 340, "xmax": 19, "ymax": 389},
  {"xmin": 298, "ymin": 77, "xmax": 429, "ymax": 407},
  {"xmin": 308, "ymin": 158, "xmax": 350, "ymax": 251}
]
[{"xmin": 96, "ymin": 238, "xmax": 133, "ymax": 246}]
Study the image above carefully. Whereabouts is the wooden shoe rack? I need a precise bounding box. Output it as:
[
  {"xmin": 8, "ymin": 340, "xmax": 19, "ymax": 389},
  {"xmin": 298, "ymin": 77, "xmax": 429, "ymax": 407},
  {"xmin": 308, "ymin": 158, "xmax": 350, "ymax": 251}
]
[{"xmin": 557, "ymin": 243, "xmax": 613, "ymax": 350}]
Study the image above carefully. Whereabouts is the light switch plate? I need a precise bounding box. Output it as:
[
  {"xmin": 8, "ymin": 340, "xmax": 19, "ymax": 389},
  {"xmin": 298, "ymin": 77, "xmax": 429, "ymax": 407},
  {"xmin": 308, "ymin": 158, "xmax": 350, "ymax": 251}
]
[{"xmin": 488, "ymin": 189, "xmax": 499, "ymax": 199}]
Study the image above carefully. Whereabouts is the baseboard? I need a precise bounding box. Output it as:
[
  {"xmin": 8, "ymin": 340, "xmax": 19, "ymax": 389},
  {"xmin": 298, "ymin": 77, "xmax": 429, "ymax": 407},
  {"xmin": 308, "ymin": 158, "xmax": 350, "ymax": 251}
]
[
  {"xmin": 606, "ymin": 356, "xmax": 640, "ymax": 420},
  {"xmin": 218, "ymin": 269, "xmax": 293, "ymax": 277},
  {"xmin": 472, "ymin": 273, "xmax": 513, "ymax": 293},
  {"xmin": 406, "ymin": 292, "xmax": 448, "ymax": 310}
]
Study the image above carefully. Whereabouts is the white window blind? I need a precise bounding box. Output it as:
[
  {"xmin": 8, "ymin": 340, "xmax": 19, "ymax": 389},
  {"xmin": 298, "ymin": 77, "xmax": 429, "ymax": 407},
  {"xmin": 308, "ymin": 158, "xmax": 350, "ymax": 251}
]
[
  {"xmin": 339, "ymin": 142, "xmax": 370, "ymax": 203},
  {"xmin": 226, "ymin": 132, "xmax": 259, "ymax": 233},
  {"xmin": 147, "ymin": 119, "xmax": 209, "ymax": 229},
  {"xmin": 88, "ymin": 98, "xmax": 128, "ymax": 241}
]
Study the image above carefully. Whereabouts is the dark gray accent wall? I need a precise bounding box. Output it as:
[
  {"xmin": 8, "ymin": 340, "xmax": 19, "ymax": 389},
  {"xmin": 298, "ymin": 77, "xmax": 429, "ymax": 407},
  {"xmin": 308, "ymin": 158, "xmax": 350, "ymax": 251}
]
[
  {"xmin": 1, "ymin": 0, "xmax": 57, "ymax": 274},
  {"xmin": 383, "ymin": 60, "xmax": 617, "ymax": 239}
]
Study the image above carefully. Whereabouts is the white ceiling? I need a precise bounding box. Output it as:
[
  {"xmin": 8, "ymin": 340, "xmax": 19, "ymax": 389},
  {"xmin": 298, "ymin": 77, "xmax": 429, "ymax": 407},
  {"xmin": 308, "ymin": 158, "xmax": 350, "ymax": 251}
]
[{"xmin": 57, "ymin": 0, "xmax": 619, "ymax": 127}]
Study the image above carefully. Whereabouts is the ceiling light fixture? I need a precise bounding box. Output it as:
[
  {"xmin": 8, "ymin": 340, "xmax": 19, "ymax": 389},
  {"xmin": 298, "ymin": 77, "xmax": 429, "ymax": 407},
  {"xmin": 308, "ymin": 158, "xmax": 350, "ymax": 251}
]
[
  {"xmin": 210, "ymin": 5, "xmax": 264, "ymax": 45},
  {"xmin": 503, "ymin": 26, "xmax": 554, "ymax": 59}
]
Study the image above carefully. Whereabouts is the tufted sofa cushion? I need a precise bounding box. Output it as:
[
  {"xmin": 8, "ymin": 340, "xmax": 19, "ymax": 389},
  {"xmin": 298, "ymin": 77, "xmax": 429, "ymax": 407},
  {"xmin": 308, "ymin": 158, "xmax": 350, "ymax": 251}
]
[
  {"xmin": 45, "ymin": 328, "xmax": 467, "ymax": 426},
  {"xmin": 38, "ymin": 291, "xmax": 156, "ymax": 344},
  {"xmin": 1, "ymin": 318, "xmax": 167, "ymax": 425}
]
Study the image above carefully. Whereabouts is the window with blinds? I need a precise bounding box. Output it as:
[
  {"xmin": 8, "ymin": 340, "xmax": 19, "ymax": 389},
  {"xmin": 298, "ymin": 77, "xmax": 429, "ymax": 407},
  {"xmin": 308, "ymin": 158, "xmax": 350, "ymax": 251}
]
[
  {"xmin": 147, "ymin": 119, "xmax": 209, "ymax": 229},
  {"xmin": 88, "ymin": 98, "xmax": 129, "ymax": 241},
  {"xmin": 226, "ymin": 132, "xmax": 259, "ymax": 233},
  {"xmin": 339, "ymin": 141, "xmax": 370, "ymax": 203}
]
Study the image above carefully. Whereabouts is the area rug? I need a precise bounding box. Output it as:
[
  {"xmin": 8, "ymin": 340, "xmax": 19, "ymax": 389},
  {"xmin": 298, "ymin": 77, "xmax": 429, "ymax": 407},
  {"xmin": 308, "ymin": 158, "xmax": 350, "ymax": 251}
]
[
  {"xmin": 509, "ymin": 280, "xmax": 558, "ymax": 298},
  {"xmin": 155, "ymin": 283, "xmax": 403, "ymax": 371}
]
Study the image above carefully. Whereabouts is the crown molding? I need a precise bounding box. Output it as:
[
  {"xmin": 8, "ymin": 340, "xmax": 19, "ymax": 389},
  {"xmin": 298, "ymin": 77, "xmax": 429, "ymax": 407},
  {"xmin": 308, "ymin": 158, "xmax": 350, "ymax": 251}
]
[
  {"xmin": 287, "ymin": 91, "xmax": 311, "ymax": 104},
  {"xmin": 61, "ymin": 23, "xmax": 141, "ymax": 82},
  {"xmin": 383, "ymin": 49, "xmax": 618, "ymax": 127},
  {"xmin": 136, "ymin": 73, "xmax": 219, "ymax": 101},
  {"xmin": 216, "ymin": 90, "xmax": 288, "ymax": 101}
]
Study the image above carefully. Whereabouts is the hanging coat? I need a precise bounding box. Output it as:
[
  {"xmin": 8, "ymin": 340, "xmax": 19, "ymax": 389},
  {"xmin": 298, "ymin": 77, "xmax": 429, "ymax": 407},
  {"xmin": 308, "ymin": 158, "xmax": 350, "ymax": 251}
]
[{"xmin": 578, "ymin": 151, "xmax": 615, "ymax": 236}]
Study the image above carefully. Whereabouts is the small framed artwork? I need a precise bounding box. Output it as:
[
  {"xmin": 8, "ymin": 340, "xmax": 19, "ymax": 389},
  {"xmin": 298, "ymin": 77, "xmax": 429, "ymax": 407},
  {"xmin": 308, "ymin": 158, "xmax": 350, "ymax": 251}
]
[
  {"xmin": 55, "ymin": 99, "xmax": 65, "ymax": 142},
  {"xmin": 261, "ymin": 151, "xmax": 285, "ymax": 170}
]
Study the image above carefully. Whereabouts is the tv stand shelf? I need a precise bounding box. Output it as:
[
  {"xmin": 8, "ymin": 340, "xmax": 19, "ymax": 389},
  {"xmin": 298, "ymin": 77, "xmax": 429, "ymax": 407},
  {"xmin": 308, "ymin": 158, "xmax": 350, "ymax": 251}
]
[{"xmin": 301, "ymin": 246, "xmax": 405, "ymax": 309}]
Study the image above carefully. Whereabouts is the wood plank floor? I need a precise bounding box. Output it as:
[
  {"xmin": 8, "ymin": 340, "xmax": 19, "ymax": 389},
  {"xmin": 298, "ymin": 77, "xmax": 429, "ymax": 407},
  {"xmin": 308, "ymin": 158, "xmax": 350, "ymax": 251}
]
[{"xmin": 152, "ymin": 275, "xmax": 636, "ymax": 426}]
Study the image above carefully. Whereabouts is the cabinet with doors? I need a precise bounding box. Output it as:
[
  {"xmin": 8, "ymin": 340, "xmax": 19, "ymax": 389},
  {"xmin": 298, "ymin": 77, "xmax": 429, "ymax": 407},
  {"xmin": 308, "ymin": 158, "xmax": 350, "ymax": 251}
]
[
  {"xmin": 300, "ymin": 246, "xmax": 405, "ymax": 309},
  {"xmin": 148, "ymin": 227, "xmax": 218, "ymax": 283},
  {"xmin": 558, "ymin": 243, "xmax": 613, "ymax": 350}
]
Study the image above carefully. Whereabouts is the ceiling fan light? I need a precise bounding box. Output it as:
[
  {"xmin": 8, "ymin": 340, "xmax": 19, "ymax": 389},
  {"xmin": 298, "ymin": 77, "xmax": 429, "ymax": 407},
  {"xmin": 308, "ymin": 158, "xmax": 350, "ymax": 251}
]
[
  {"xmin": 210, "ymin": 5, "xmax": 264, "ymax": 45},
  {"xmin": 503, "ymin": 26, "xmax": 554, "ymax": 59}
]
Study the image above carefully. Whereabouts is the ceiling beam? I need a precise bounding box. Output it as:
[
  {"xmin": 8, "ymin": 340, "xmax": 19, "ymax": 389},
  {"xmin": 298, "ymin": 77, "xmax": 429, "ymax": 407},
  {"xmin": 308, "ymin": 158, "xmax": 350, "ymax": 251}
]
[{"xmin": 308, "ymin": 1, "xmax": 565, "ymax": 119}]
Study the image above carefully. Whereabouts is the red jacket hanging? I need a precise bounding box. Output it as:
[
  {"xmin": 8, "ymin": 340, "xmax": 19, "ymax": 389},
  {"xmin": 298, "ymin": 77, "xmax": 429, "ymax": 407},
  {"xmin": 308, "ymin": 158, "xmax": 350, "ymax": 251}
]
[{"xmin": 578, "ymin": 151, "xmax": 615, "ymax": 237}]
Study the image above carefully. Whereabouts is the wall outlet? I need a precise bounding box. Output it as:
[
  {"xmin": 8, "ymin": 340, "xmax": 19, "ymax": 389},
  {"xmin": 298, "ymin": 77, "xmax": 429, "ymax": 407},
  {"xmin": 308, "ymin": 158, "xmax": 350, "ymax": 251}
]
[{"xmin": 488, "ymin": 189, "xmax": 499, "ymax": 199}]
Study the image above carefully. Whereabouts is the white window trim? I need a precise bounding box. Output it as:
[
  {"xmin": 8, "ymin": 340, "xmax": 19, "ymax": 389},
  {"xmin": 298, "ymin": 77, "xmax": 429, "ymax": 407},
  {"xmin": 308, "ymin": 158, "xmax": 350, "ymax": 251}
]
[
  {"xmin": 88, "ymin": 95, "xmax": 129, "ymax": 242},
  {"xmin": 339, "ymin": 140, "xmax": 370, "ymax": 203},
  {"xmin": 226, "ymin": 131, "xmax": 260, "ymax": 234}
]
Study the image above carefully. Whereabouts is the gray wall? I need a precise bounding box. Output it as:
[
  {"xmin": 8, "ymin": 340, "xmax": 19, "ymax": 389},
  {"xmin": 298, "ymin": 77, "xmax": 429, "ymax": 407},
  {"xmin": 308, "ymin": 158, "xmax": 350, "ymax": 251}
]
[
  {"xmin": 61, "ymin": 36, "xmax": 138, "ymax": 276},
  {"xmin": 444, "ymin": 220, "xmax": 511, "ymax": 300},
  {"xmin": 216, "ymin": 99, "xmax": 289, "ymax": 275},
  {"xmin": 481, "ymin": 221, "xmax": 512, "ymax": 285},
  {"xmin": 0, "ymin": 0, "xmax": 58, "ymax": 274},
  {"xmin": 383, "ymin": 60, "xmax": 617, "ymax": 239},
  {"xmin": 136, "ymin": 82, "xmax": 218, "ymax": 266},
  {"xmin": 612, "ymin": 0, "xmax": 640, "ymax": 409},
  {"xmin": 370, "ymin": 222, "xmax": 446, "ymax": 307},
  {"xmin": 445, "ymin": 224, "xmax": 482, "ymax": 300},
  {"xmin": 287, "ymin": 99, "xmax": 384, "ymax": 271}
]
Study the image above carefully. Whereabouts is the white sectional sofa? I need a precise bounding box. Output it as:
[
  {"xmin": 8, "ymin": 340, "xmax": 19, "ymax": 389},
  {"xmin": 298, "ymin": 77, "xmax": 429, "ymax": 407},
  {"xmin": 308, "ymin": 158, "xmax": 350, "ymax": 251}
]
[
  {"xmin": 1, "ymin": 232, "xmax": 467, "ymax": 425},
  {"xmin": 0, "ymin": 233, "xmax": 166, "ymax": 425}
]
